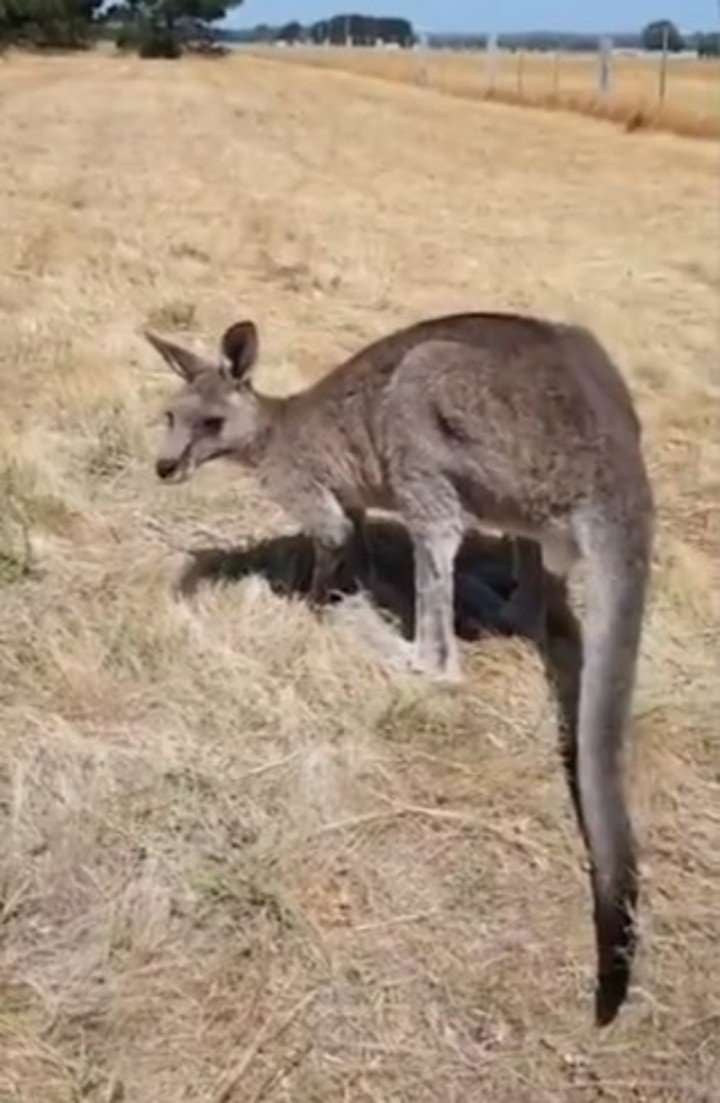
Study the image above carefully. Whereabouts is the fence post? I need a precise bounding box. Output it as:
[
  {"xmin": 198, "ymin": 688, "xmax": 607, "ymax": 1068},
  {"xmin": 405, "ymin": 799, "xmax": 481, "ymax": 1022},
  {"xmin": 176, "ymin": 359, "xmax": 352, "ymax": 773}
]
[
  {"xmin": 658, "ymin": 24, "xmax": 669, "ymax": 106},
  {"xmin": 516, "ymin": 50, "xmax": 524, "ymax": 96},
  {"xmin": 552, "ymin": 49, "xmax": 560, "ymax": 97},
  {"xmin": 597, "ymin": 35, "xmax": 613, "ymax": 96},
  {"xmin": 485, "ymin": 32, "xmax": 498, "ymax": 92},
  {"xmin": 416, "ymin": 36, "xmax": 429, "ymax": 87}
]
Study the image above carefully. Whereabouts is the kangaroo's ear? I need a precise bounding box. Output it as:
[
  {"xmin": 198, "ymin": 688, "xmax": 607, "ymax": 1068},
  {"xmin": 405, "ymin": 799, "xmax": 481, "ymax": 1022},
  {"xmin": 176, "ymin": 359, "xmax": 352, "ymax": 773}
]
[
  {"xmin": 220, "ymin": 320, "xmax": 259, "ymax": 383},
  {"xmin": 143, "ymin": 331, "xmax": 213, "ymax": 383}
]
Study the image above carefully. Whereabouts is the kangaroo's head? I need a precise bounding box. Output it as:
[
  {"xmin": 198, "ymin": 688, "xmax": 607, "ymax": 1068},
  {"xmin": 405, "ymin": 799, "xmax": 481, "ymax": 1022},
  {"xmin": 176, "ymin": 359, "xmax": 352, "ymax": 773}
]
[{"xmin": 144, "ymin": 320, "xmax": 265, "ymax": 484}]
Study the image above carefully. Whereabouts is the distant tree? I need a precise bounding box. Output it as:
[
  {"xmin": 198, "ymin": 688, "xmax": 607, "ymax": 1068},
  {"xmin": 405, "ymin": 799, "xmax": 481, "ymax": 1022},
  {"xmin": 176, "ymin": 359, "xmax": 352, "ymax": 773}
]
[
  {"xmin": 252, "ymin": 22, "xmax": 273, "ymax": 41},
  {"xmin": 213, "ymin": 12, "xmax": 415, "ymax": 48},
  {"xmin": 111, "ymin": 0, "xmax": 243, "ymax": 56},
  {"xmin": 696, "ymin": 31, "xmax": 720, "ymax": 57},
  {"xmin": 309, "ymin": 14, "xmax": 414, "ymax": 47},
  {"xmin": 275, "ymin": 19, "xmax": 302, "ymax": 43},
  {"xmin": 641, "ymin": 19, "xmax": 685, "ymax": 52},
  {"xmin": 308, "ymin": 18, "xmax": 327, "ymax": 43},
  {"xmin": 0, "ymin": 0, "xmax": 103, "ymax": 48}
]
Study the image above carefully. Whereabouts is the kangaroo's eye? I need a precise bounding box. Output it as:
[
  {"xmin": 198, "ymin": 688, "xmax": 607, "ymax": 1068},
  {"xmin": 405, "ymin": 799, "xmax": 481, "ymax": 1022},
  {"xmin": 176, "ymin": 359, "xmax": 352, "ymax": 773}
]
[
  {"xmin": 165, "ymin": 411, "xmax": 174, "ymax": 428},
  {"xmin": 202, "ymin": 417, "xmax": 224, "ymax": 435}
]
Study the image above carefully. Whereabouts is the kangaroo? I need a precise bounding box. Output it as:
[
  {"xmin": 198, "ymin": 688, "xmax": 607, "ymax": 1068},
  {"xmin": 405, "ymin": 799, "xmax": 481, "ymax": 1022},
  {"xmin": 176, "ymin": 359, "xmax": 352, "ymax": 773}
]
[{"xmin": 144, "ymin": 311, "xmax": 654, "ymax": 1026}]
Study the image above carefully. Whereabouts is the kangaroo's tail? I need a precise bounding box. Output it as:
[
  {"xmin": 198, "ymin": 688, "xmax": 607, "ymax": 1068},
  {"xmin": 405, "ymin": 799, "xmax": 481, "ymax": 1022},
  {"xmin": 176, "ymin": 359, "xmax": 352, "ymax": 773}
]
[{"xmin": 575, "ymin": 498, "xmax": 653, "ymax": 1025}]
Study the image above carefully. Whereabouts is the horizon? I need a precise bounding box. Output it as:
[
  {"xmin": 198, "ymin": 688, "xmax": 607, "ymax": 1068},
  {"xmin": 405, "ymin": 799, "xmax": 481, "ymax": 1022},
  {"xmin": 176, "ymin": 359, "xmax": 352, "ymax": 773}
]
[{"xmin": 223, "ymin": 1, "xmax": 719, "ymax": 34}]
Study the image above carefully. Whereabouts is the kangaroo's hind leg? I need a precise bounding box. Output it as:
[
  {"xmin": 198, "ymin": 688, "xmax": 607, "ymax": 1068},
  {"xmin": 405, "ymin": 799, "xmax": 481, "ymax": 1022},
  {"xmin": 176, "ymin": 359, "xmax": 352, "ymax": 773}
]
[
  {"xmin": 397, "ymin": 479, "xmax": 464, "ymax": 682},
  {"xmin": 499, "ymin": 537, "xmax": 548, "ymax": 645}
]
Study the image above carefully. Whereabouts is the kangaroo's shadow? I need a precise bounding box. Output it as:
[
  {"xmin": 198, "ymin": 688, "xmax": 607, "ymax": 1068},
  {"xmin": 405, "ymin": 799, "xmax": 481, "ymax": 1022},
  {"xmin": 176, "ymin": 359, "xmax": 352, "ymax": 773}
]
[{"xmin": 178, "ymin": 517, "xmax": 583, "ymax": 823}]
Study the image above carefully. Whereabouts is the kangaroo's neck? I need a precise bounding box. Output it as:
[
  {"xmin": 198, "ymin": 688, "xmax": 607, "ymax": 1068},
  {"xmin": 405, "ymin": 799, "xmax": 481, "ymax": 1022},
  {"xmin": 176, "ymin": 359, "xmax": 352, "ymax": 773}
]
[{"xmin": 239, "ymin": 389, "xmax": 289, "ymax": 469}]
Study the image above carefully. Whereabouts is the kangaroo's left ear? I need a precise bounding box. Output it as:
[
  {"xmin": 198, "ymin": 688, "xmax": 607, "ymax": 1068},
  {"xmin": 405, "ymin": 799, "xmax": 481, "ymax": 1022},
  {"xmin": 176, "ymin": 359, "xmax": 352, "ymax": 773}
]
[
  {"xmin": 220, "ymin": 320, "xmax": 259, "ymax": 383},
  {"xmin": 143, "ymin": 331, "xmax": 213, "ymax": 382}
]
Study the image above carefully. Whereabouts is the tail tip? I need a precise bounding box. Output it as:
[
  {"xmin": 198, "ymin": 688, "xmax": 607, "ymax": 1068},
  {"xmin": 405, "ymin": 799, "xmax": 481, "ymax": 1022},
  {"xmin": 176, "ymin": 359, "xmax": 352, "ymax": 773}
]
[{"xmin": 594, "ymin": 968, "xmax": 631, "ymax": 1027}]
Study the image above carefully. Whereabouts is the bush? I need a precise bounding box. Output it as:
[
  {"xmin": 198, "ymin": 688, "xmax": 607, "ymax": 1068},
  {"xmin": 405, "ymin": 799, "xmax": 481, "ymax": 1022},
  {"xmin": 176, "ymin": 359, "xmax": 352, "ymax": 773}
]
[
  {"xmin": 138, "ymin": 25, "xmax": 181, "ymax": 56},
  {"xmin": 114, "ymin": 23, "xmax": 140, "ymax": 50},
  {"xmin": 115, "ymin": 21, "xmax": 182, "ymax": 56},
  {"xmin": 108, "ymin": 0, "xmax": 242, "ymax": 58}
]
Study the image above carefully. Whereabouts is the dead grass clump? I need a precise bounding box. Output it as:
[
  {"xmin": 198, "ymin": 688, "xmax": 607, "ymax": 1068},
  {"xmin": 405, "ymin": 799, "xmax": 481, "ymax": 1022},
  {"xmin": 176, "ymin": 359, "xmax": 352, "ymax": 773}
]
[
  {"xmin": 145, "ymin": 298, "xmax": 197, "ymax": 331},
  {"xmin": 83, "ymin": 400, "xmax": 146, "ymax": 481},
  {"xmin": 626, "ymin": 108, "xmax": 649, "ymax": 133},
  {"xmin": 0, "ymin": 507, "xmax": 33, "ymax": 585},
  {"xmin": 0, "ymin": 456, "xmax": 77, "ymax": 542}
]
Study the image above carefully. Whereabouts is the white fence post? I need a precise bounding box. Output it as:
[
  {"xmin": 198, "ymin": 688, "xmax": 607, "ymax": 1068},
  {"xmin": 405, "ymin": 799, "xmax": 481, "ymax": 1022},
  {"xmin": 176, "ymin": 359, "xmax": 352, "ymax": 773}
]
[
  {"xmin": 658, "ymin": 24, "xmax": 669, "ymax": 106},
  {"xmin": 516, "ymin": 50, "xmax": 524, "ymax": 96},
  {"xmin": 597, "ymin": 35, "xmax": 613, "ymax": 96},
  {"xmin": 416, "ymin": 33, "xmax": 429, "ymax": 86},
  {"xmin": 485, "ymin": 32, "xmax": 498, "ymax": 92}
]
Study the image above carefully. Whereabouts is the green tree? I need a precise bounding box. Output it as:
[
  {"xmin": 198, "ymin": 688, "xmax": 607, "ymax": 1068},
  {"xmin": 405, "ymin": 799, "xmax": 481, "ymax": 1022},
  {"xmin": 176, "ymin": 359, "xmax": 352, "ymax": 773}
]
[
  {"xmin": 275, "ymin": 20, "xmax": 302, "ymax": 44},
  {"xmin": 697, "ymin": 31, "xmax": 720, "ymax": 57},
  {"xmin": 641, "ymin": 19, "xmax": 685, "ymax": 52},
  {"xmin": 1, "ymin": 0, "xmax": 102, "ymax": 48},
  {"xmin": 111, "ymin": 0, "xmax": 243, "ymax": 56}
]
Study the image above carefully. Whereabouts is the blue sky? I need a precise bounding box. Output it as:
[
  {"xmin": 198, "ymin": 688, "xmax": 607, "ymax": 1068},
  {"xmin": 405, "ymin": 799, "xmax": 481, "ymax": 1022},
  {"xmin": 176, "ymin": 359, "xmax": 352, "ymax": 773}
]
[{"xmin": 226, "ymin": 2, "xmax": 719, "ymax": 33}]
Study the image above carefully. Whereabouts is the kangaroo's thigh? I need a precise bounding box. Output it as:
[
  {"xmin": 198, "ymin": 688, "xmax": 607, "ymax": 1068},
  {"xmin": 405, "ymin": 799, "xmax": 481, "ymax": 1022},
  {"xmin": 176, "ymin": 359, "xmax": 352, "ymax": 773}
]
[{"xmin": 391, "ymin": 471, "xmax": 464, "ymax": 680}]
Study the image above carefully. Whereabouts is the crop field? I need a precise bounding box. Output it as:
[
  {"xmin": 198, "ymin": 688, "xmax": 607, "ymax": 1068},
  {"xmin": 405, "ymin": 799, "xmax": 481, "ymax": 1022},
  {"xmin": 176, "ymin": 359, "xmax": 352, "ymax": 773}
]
[
  {"xmin": 0, "ymin": 49, "xmax": 719, "ymax": 1102},
  {"xmin": 251, "ymin": 44, "xmax": 720, "ymax": 139}
]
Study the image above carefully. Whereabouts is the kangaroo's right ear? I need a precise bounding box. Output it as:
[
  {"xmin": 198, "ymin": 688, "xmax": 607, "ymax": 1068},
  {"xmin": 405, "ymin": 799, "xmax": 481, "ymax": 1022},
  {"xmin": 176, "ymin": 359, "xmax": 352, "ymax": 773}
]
[
  {"xmin": 220, "ymin": 320, "xmax": 259, "ymax": 383},
  {"xmin": 143, "ymin": 331, "xmax": 213, "ymax": 383}
]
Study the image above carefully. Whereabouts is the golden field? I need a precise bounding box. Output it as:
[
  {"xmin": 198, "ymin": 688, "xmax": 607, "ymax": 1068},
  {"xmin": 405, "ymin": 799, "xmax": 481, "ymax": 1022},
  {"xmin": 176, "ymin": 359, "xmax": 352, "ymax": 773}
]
[
  {"xmin": 0, "ymin": 49, "xmax": 719, "ymax": 1102},
  {"xmin": 251, "ymin": 44, "xmax": 720, "ymax": 139}
]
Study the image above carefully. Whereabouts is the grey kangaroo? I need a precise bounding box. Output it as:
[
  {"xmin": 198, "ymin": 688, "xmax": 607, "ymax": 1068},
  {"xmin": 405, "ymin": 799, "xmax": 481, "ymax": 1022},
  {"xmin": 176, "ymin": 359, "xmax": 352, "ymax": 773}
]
[{"xmin": 144, "ymin": 312, "xmax": 654, "ymax": 1026}]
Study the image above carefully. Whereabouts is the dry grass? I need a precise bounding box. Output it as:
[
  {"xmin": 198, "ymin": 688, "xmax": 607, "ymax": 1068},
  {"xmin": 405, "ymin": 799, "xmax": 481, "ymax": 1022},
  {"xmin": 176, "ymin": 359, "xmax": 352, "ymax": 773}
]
[
  {"xmin": 1, "ymin": 49, "xmax": 719, "ymax": 1102},
  {"xmin": 251, "ymin": 45, "xmax": 720, "ymax": 140}
]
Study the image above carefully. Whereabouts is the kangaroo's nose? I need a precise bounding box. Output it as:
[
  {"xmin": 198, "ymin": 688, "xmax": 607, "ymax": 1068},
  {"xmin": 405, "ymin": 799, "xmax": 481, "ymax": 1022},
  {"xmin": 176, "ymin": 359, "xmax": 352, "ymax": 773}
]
[{"xmin": 156, "ymin": 457, "xmax": 178, "ymax": 480}]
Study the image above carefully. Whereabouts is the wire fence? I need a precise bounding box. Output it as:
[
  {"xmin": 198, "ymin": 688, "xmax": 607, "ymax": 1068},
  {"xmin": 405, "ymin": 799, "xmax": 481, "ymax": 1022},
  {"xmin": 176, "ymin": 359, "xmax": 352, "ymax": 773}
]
[
  {"xmin": 413, "ymin": 44, "xmax": 706, "ymax": 112},
  {"xmin": 257, "ymin": 42, "xmax": 719, "ymax": 140}
]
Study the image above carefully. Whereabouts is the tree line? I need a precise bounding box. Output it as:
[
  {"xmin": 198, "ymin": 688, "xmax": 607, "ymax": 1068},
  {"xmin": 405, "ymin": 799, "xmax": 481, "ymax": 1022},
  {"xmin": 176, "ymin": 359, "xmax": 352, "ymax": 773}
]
[
  {"xmin": 427, "ymin": 22, "xmax": 717, "ymax": 54},
  {"xmin": 225, "ymin": 18, "xmax": 719, "ymax": 57},
  {"xmin": 251, "ymin": 15, "xmax": 415, "ymax": 47},
  {"xmin": 1, "ymin": 6, "xmax": 718, "ymax": 59}
]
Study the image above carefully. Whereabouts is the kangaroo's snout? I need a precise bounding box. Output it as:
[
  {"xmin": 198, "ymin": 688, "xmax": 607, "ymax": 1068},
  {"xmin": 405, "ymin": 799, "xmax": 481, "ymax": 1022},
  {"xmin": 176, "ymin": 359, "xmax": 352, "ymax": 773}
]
[{"xmin": 156, "ymin": 457, "xmax": 179, "ymax": 480}]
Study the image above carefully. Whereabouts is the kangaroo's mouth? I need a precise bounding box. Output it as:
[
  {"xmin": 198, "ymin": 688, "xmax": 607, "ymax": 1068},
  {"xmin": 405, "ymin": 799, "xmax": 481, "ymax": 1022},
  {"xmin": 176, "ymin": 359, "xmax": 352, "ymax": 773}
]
[
  {"xmin": 209, "ymin": 446, "xmax": 235, "ymax": 464},
  {"xmin": 156, "ymin": 445, "xmax": 235, "ymax": 484},
  {"xmin": 163, "ymin": 462, "xmax": 193, "ymax": 484},
  {"xmin": 156, "ymin": 446, "xmax": 194, "ymax": 484}
]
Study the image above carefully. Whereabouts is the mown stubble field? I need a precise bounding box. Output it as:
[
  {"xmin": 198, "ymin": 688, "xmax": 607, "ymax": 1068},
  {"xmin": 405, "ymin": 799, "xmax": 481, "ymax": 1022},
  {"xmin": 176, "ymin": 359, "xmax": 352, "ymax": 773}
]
[{"xmin": 0, "ymin": 49, "xmax": 719, "ymax": 1102}]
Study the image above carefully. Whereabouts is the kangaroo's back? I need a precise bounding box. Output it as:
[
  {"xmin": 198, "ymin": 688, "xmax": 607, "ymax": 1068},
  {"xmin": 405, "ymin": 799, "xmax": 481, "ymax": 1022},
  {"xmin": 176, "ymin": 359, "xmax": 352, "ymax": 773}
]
[
  {"xmin": 282, "ymin": 312, "xmax": 644, "ymax": 529},
  {"xmin": 299, "ymin": 312, "xmax": 640, "ymax": 447},
  {"xmin": 304, "ymin": 312, "xmax": 561, "ymax": 398}
]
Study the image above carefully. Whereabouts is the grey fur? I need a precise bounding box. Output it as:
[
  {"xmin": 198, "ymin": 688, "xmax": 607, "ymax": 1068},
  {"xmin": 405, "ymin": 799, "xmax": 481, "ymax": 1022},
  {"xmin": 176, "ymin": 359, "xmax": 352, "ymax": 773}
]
[{"xmin": 144, "ymin": 310, "xmax": 654, "ymax": 1025}]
